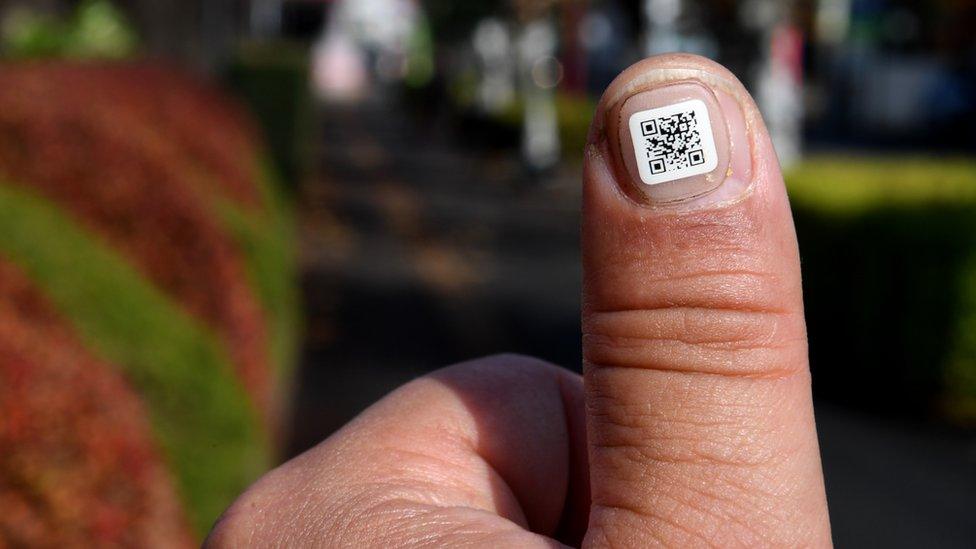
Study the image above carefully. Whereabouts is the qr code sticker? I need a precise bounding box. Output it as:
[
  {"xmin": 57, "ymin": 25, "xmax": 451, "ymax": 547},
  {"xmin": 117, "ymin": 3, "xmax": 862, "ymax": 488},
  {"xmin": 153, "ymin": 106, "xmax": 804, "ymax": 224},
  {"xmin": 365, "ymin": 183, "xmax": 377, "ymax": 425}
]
[{"xmin": 628, "ymin": 99, "xmax": 718, "ymax": 186}]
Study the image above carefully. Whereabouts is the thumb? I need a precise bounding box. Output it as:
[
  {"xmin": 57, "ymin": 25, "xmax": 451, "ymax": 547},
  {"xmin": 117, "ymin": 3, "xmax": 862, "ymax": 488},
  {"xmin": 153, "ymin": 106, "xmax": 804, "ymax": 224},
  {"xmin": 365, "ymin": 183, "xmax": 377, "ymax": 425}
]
[{"xmin": 581, "ymin": 54, "xmax": 831, "ymax": 547}]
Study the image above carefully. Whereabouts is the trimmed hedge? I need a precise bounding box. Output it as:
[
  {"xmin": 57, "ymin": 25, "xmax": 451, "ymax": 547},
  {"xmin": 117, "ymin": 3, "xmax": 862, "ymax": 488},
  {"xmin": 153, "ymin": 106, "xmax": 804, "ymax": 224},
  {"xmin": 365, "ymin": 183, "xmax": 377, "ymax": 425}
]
[
  {"xmin": 0, "ymin": 258, "xmax": 195, "ymax": 547},
  {"xmin": 0, "ymin": 184, "xmax": 269, "ymax": 536},
  {"xmin": 0, "ymin": 63, "xmax": 273, "ymax": 416},
  {"xmin": 787, "ymin": 157, "xmax": 976, "ymax": 423},
  {"xmin": 0, "ymin": 62, "xmax": 297, "ymax": 543}
]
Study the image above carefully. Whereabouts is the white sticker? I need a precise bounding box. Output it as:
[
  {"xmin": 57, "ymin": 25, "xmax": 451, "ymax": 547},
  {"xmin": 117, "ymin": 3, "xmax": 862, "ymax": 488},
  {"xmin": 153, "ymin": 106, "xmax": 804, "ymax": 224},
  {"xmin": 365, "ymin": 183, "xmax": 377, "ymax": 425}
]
[{"xmin": 628, "ymin": 99, "xmax": 718, "ymax": 186}]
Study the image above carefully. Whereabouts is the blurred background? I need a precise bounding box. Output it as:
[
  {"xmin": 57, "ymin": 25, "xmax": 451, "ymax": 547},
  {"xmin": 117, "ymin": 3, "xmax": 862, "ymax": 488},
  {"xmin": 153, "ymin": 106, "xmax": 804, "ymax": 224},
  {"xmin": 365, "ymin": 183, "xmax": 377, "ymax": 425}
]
[{"xmin": 0, "ymin": 0, "xmax": 974, "ymax": 547}]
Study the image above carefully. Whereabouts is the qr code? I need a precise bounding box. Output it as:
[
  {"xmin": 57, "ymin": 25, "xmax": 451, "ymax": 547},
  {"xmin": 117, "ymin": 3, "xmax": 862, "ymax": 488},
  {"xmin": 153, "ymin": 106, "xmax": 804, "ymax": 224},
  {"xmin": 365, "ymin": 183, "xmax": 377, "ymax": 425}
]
[{"xmin": 628, "ymin": 99, "xmax": 718, "ymax": 185}]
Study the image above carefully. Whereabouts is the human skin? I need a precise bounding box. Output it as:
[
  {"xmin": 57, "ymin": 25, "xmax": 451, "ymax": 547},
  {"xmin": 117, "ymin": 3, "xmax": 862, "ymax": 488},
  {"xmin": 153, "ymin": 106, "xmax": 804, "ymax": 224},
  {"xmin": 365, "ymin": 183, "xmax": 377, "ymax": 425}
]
[{"xmin": 206, "ymin": 54, "xmax": 832, "ymax": 548}]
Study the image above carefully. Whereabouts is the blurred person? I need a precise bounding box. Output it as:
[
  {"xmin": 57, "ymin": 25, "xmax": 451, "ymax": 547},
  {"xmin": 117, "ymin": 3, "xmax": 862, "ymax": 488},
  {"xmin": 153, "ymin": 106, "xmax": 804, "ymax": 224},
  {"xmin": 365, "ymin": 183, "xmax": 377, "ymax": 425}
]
[
  {"xmin": 518, "ymin": 17, "xmax": 561, "ymax": 172},
  {"xmin": 207, "ymin": 53, "xmax": 831, "ymax": 547},
  {"xmin": 312, "ymin": 0, "xmax": 429, "ymax": 100},
  {"xmin": 473, "ymin": 18, "xmax": 516, "ymax": 115}
]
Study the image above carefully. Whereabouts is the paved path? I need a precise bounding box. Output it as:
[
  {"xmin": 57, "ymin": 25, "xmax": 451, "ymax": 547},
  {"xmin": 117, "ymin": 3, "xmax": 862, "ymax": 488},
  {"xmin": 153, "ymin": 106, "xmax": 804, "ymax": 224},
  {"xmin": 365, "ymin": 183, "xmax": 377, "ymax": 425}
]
[{"xmin": 290, "ymin": 98, "xmax": 976, "ymax": 548}]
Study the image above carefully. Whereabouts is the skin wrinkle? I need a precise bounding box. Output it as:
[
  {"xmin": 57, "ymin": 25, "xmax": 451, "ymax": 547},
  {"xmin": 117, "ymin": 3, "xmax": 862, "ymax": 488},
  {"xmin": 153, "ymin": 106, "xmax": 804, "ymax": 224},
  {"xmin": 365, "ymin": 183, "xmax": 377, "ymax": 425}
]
[
  {"xmin": 703, "ymin": 472, "xmax": 814, "ymax": 544},
  {"xmin": 585, "ymin": 324, "xmax": 819, "ymax": 549},
  {"xmin": 590, "ymin": 440, "xmax": 776, "ymax": 471},
  {"xmin": 638, "ymin": 268, "xmax": 783, "ymax": 287},
  {"xmin": 582, "ymin": 318, "xmax": 799, "ymax": 355},
  {"xmin": 648, "ymin": 483, "xmax": 768, "ymax": 547},
  {"xmin": 586, "ymin": 241, "xmax": 797, "ymax": 314},
  {"xmin": 588, "ymin": 274, "xmax": 789, "ymax": 312},
  {"xmin": 584, "ymin": 261, "xmax": 782, "ymax": 303},
  {"xmin": 398, "ymin": 507, "xmax": 565, "ymax": 549},
  {"xmin": 587, "ymin": 417, "xmax": 790, "ymax": 470},
  {"xmin": 345, "ymin": 501, "xmax": 465, "ymax": 547},
  {"xmin": 591, "ymin": 467, "xmax": 792, "ymax": 548},
  {"xmin": 584, "ymin": 300, "xmax": 797, "ymax": 317},
  {"xmin": 375, "ymin": 455, "xmax": 510, "ymax": 518},
  {"xmin": 594, "ymin": 414, "xmax": 805, "ymax": 482},
  {"xmin": 586, "ymin": 417, "xmax": 820, "ymax": 546},
  {"xmin": 592, "ymin": 503, "xmax": 717, "ymax": 548},
  {"xmin": 585, "ymin": 396, "xmax": 785, "ymax": 433},
  {"xmin": 590, "ymin": 211, "xmax": 765, "ymax": 262},
  {"xmin": 355, "ymin": 436, "xmax": 531, "ymax": 529},
  {"xmin": 622, "ymin": 306, "xmax": 794, "ymax": 347},
  {"xmin": 369, "ymin": 503, "xmax": 457, "ymax": 546},
  {"xmin": 589, "ymin": 341, "xmax": 803, "ymax": 374},
  {"xmin": 353, "ymin": 502, "xmax": 495, "ymax": 547},
  {"xmin": 322, "ymin": 484, "xmax": 413, "ymax": 541},
  {"xmin": 583, "ymin": 352, "xmax": 808, "ymax": 382},
  {"xmin": 324, "ymin": 486, "xmax": 525, "ymax": 547},
  {"xmin": 585, "ymin": 378, "xmax": 811, "ymax": 454}
]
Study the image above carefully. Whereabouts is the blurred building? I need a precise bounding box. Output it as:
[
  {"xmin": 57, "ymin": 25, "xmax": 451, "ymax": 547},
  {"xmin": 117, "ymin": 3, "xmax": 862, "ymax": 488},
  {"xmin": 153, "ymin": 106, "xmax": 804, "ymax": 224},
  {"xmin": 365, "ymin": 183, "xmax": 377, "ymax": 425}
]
[
  {"xmin": 3, "ymin": 0, "xmax": 972, "ymax": 153},
  {"xmin": 803, "ymin": 0, "xmax": 976, "ymax": 150}
]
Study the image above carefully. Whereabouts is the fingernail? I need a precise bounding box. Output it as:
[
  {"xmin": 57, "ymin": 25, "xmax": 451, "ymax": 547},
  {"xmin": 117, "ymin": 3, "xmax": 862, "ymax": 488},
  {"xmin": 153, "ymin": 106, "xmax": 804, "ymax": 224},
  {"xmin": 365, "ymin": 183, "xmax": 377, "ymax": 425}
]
[{"xmin": 604, "ymin": 75, "xmax": 753, "ymax": 206}]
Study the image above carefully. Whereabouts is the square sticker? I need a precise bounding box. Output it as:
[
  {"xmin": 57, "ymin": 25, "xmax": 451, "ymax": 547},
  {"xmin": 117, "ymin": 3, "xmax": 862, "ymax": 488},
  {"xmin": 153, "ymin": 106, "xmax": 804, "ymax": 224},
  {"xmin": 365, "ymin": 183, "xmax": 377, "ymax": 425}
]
[{"xmin": 628, "ymin": 99, "xmax": 719, "ymax": 186}]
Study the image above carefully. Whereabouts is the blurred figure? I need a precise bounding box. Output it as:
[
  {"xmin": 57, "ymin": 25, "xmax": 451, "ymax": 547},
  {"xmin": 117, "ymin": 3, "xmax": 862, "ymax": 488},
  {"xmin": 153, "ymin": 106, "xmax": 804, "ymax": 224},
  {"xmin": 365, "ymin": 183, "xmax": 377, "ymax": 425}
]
[
  {"xmin": 312, "ymin": 28, "xmax": 368, "ymax": 101},
  {"xmin": 312, "ymin": 0, "xmax": 432, "ymax": 101},
  {"xmin": 517, "ymin": 16, "xmax": 562, "ymax": 172},
  {"xmin": 754, "ymin": 0, "xmax": 803, "ymax": 167},
  {"xmin": 473, "ymin": 18, "xmax": 516, "ymax": 115},
  {"xmin": 579, "ymin": 2, "xmax": 633, "ymax": 95}
]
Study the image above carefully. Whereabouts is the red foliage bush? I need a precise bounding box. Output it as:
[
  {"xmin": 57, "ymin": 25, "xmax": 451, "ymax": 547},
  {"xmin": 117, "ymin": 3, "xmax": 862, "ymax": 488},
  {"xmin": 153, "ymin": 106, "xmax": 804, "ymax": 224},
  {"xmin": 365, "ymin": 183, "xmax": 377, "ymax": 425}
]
[
  {"xmin": 0, "ymin": 258, "xmax": 194, "ymax": 548},
  {"xmin": 0, "ymin": 63, "xmax": 273, "ymax": 418},
  {"xmin": 38, "ymin": 62, "xmax": 264, "ymax": 208}
]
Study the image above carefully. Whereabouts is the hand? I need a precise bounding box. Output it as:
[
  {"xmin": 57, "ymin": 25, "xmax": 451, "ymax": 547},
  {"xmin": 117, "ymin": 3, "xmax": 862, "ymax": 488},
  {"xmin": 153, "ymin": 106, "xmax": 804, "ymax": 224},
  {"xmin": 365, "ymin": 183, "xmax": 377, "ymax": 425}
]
[{"xmin": 206, "ymin": 55, "xmax": 832, "ymax": 548}]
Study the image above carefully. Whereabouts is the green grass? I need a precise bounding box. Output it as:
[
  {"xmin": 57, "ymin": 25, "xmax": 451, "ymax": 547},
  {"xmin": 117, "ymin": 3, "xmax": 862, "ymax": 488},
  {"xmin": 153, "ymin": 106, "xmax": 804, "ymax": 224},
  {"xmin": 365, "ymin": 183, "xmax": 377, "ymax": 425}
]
[{"xmin": 0, "ymin": 183, "xmax": 270, "ymax": 535}]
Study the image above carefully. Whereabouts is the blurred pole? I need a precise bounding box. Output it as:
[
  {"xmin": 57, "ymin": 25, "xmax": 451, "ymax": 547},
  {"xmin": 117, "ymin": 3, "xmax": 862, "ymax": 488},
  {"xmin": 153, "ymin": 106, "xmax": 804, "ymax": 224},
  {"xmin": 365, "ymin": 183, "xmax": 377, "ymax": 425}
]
[
  {"xmin": 517, "ymin": 17, "xmax": 561, "ymax": 173},
  {"xmin": 473, "ymin": 18, "xmax": 516, "ymax": 114},
  {"xmin": 641, "ymin": 0, "xmax": 716, "ymax": 58},
  {"xmin": 642, "ymin": 0, "xmax": 683, "ymax": 54},
  {"xmin": 560, "ymin": 1, "xmax": 586, "ymax": 94},
  {"xmin": 752, "ymin": 0, "xmax": 804, "ymax": 167}
]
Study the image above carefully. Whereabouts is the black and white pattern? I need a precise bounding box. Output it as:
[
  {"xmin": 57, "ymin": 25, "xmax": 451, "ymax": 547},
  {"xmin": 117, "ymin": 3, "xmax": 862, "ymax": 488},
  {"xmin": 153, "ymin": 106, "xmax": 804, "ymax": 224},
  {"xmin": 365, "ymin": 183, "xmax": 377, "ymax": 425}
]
[{"xmin": 628, "ymin": 99, "xmax": 718, "ymax": 185}]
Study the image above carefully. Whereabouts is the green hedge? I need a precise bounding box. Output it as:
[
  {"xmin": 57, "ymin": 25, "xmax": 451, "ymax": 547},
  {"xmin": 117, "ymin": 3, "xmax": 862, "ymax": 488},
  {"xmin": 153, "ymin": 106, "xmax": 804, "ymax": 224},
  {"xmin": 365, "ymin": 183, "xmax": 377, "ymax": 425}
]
[
  {"xmin": 217, "ymin": 160, "xmax": 300, "ymax": 388},
  {"xmin": 0, "ymin": 156, "xmax": 298, "ymax": 533},
  {"xmin": 0, "ymin": 183, "xmax": 270, "ymax": 534},
  {"xmin": 787, "ymin": 157, "xmax": 976, "ymax": 423}
]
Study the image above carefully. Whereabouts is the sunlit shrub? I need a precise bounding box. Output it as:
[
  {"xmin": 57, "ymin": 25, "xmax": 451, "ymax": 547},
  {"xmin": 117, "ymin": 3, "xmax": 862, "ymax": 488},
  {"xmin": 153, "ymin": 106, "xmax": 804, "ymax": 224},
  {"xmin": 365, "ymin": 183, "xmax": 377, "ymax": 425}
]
[
  {"xmin": 1, "ymin": 0, "xmax": 137, "ymax": 59},
  {"xmin": 787, "ymin": 157, "xmax": 976, "ymax": 423},
  {"xmin": 0, "ymin": 62, "xmax": 296, "ymax": 542},
  {"xmin": 0, "ymin": 259, "xmax": 194, "ymax": 547}
]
